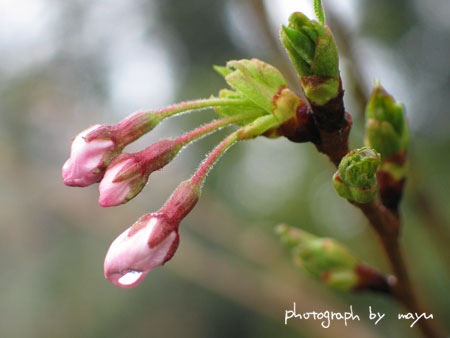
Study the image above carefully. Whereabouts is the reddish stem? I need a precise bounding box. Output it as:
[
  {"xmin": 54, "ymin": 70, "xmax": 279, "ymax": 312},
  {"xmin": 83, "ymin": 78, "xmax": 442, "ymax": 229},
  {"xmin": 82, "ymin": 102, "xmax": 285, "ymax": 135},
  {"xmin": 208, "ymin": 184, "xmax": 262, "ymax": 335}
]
[
  {"xmin": 176, "ymin": 114, "xmax": 250, "ymax": 146},
  {"xmin": 191, "ymin": 133, "xmax": 238, "ymax": 185}
]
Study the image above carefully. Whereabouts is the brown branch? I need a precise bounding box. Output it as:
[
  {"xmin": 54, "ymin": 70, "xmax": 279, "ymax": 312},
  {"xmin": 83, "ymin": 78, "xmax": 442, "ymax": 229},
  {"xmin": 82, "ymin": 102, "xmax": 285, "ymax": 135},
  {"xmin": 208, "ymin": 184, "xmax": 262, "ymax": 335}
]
[
  {"xmin": 247, "ymin": 2, "xmax": 444, "ymax": 336},
  {"xmin": 315, "ymin": 9, "xmax": 445, "ymax": 338},
  {"xmin": 314, "ymin": 98, "xmax": 444, "ymax": 337},
  {"xmin": 353, "ymin": 201, "xmax": 443, "ymax": 338},
  {"xmin": 287, "ymin": 35, "xmax": 443, "ymax": 338},
  {"xmin": 327, "ymin": 144, "xmax": 443, "ymax": 337},
  {"xmin": 327, "ymin": 7, "xmax": 449, "ymax": 262}
]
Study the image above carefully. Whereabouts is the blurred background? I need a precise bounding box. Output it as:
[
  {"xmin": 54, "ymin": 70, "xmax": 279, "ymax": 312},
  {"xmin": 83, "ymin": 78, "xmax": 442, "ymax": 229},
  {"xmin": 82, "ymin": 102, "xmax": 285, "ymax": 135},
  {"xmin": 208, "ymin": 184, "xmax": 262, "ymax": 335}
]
[{"xmin": 0, "ymin": 0, "xmax": 449, "ymax": 337}]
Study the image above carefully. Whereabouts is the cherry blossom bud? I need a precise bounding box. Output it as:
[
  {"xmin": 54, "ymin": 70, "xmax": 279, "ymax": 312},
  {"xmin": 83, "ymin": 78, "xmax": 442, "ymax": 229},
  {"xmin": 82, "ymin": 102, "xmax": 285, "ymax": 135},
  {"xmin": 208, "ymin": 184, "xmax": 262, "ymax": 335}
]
[
  {"xmin": 98, "ymin": 155, "xmax": 144, "ymax": 207},
  {"xmin": 98, "ymin": 139, "xmax": 181, "ymax": 207},
  {"xmin": 62, "ymin": 125, "xmax": 116, "ymax": 187},
  {"xmin": 104, "ymin": 213, "xmax": 179, "ymax": 288},
  {"xmin": 104, "ymin": 179, "xmax": 201, "ymax": 288},
  {"xmin": 62, "ymin": 111, "xmax": 162, "ymax": 188}
]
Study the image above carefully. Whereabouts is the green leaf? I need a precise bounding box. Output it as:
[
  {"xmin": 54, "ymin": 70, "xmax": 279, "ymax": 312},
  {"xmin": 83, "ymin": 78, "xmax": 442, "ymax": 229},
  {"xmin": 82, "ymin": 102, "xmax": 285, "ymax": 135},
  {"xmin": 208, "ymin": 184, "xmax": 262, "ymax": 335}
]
[
  {"xmin": 213, "ymin": 65, "xmax": 233, "ymax": 78},
  {"xmin": 281, "ymin": 25, "xmax": 315, "ymax": 65},
  {"xmin": 213, "ymin": 90, "xmax": 266, "ymax": 125},
  {"xmin": 314, "ymin": 0, "xmax": 326, "ymax": 26},
  {"xmin": 223, "ymin": 59, "xmax": 286, "ymax": 113},
  {"xmin": 280, "ymin": 28, "xmax": 313, "ymax": 77}
]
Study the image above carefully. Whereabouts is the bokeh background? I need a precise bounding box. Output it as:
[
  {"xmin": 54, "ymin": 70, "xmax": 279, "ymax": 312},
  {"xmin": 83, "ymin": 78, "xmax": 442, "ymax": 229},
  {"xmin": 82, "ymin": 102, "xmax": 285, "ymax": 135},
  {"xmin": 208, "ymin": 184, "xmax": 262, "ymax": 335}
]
[{"xmin": 0, "ymin": 0, "xmax": 449, "ymax": 337}]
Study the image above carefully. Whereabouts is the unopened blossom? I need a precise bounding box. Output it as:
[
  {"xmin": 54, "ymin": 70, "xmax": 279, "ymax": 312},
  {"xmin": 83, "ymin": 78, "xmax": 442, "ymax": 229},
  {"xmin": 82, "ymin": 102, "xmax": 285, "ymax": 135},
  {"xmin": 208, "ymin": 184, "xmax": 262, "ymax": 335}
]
[
  {"xmin": 104, "ymin": 180, "xmax": 200, "ymax": 288},
  {"xmin": 104, "ymin": 213, "xmax": 179, "ymax": 288},
  {"xmin": 98, "ymin": 139, "xmax": 181, "ymax": 207},
  {"xmin": 98, "ymin": 155, "xmax": 145, "ymax": 207},
  {"xmin": 62, "ymin": 110, "xmax": 162, "ymax": 187},
  {"xmin": 62, "ymin": 125, "xmax": 116, "ymax": 187}
]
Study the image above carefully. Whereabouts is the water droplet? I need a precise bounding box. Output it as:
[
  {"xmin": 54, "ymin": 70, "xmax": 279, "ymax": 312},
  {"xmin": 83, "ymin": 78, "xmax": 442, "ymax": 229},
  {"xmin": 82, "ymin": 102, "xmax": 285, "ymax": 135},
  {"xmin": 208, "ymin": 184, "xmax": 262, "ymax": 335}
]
[{"xmin": 118, "ymin": 270, "xmax": 143, "ymax": 286}]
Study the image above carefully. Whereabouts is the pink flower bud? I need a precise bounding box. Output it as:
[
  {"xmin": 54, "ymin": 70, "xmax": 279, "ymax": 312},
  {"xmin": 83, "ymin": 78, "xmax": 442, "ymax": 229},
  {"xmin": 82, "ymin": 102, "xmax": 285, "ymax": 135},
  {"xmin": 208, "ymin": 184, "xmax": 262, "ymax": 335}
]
[
  {"xmin": 104, "ymin": 179, "xmax": 201, "ymax": 288},
  {"xmin": 98, "ymin": 154, "xmax": 146, "ymax": 207},
  {"xmin": 104, "ymin": 213, "xmax": 179, "ymax": 288},
  {"xmin": 98, "ymin": 139, "xmax": 181, "ymax": 207},
  {"xmin": 62, "ymin": 125, "xmax": 116, "ymax": 187}
]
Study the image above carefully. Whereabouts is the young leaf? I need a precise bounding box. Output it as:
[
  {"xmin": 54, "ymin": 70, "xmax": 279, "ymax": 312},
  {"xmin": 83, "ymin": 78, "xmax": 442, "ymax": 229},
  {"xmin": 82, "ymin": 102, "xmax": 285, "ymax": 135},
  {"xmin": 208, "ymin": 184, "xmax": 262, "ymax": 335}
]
[{"xmin": 314, "ymin": 0, "xmax": 326, "ymax": 26}]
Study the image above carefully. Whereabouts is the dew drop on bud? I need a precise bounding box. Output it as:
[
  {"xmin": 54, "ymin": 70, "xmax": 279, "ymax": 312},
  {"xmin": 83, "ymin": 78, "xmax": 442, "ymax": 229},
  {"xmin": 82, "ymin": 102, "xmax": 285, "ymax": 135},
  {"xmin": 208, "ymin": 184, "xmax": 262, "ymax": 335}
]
[{"xmin": 117, "ymin": 270, "xmax": 143, "ymax": 286}]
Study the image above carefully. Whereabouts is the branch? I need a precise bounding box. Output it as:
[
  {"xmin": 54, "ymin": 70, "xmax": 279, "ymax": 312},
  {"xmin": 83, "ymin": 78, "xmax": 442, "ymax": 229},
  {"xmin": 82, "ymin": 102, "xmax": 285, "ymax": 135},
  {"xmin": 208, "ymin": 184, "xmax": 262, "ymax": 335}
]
[{"xmin": 327, "ymin": 7, "xmax": 450, "ymax": 268}]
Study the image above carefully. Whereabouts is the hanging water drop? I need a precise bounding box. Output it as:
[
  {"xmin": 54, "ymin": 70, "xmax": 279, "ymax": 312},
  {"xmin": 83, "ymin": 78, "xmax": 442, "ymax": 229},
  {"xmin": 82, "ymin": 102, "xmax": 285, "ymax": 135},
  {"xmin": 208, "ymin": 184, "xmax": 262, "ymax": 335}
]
[{"xmin": 118, "ymin": 270, "xmax": 143, "ymax": 286}]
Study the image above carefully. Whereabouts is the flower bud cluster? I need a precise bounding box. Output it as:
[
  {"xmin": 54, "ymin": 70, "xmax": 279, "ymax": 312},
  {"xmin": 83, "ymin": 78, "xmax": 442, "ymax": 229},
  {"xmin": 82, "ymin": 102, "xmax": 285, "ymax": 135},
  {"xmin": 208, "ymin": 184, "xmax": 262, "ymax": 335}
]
[{"xmin": 63, "ymin": 58, "xmax": 318, "ymax": 288}]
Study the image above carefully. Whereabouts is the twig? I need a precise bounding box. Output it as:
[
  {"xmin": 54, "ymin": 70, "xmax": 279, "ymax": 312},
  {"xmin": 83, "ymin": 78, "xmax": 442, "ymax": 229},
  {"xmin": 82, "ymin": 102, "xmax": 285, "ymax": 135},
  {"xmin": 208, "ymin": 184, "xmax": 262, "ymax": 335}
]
[
  {"xmin": 327, "ymin": 7, "xmax": 450, "ymax": 268},
  {"xmin": 353, "ymin": 201, "xmax": 442, "ymax": 338},
  {"xmin": 318, "ymin": 119, "xmax": 443, "ymax": 337}
]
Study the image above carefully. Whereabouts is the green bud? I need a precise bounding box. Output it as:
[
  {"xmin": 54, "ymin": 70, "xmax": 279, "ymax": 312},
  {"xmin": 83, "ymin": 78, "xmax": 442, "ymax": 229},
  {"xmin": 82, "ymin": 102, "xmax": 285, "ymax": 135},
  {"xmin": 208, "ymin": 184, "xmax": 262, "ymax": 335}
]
[
  {"xmin": 365, "ymin": 83, "xmax": 410, "ymax": 159},
  {"xmin": 214, "ymin": 58, "xmax": 287, "ymax": 114},
  {"xmin": 277, "ymin": 224, "xmax": 316, "ymax": 249},
  {"xmin": 276, "ymin": 225, "xmax": 359, "ymax": 291},
  {"xmin": 277, "ymin": 224, "xmax": 393, "ymax": 293},
  {"xmin": 280, "ymin": 12, "xmax": 339, "ymax": 105},
  {"xmin": 333, "ymin": 147, "xmax": 381, "ymax": 203}
]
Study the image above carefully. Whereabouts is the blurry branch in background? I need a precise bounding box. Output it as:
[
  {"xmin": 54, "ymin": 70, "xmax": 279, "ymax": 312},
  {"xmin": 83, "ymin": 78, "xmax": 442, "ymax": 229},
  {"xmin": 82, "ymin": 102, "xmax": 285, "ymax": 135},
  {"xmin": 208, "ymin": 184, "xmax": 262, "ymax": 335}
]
[{"xmin": 408, "ymin": 169, "xmax": 450, "ymax": 264}]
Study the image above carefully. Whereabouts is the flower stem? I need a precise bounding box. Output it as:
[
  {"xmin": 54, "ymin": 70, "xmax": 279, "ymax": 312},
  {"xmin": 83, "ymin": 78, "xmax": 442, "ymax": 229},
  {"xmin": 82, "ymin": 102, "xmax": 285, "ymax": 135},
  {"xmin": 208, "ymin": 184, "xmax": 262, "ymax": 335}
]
[
  {"xmin": 191, "ymin": 133, "xmax": 239, "ymax": 185},
  {"xmin": 136, "ymin": 113, "xmax": 258, "ymax": 175},
  {"xmin": 191, "ymin": 114, "xmax": 278, "ymax": 185},
  {"xmin": 175, "ymin": 112, "xmax": 257, "ymax": 146},
  {"xmin": 116, "ymin": 98, "xmax": 253, "ymax": 147},
  {"xmin": 153, "ymin": 98, "xmax": 253, "ymax": 120}
]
